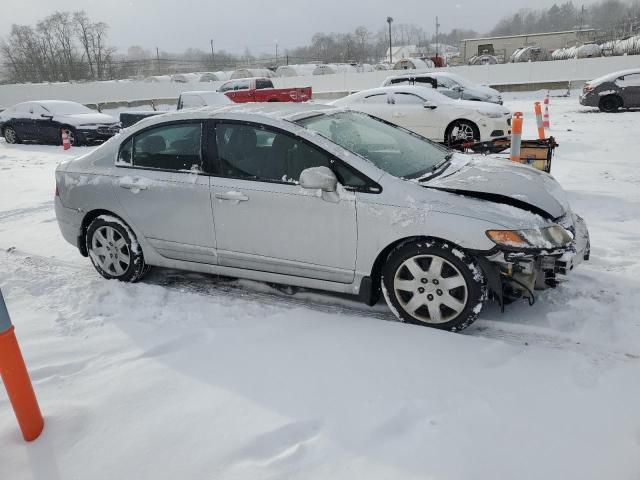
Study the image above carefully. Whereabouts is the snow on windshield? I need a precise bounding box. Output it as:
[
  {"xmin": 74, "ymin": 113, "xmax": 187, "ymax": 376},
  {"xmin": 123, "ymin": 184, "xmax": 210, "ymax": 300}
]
[{"xmin": 298, "ymin": 111, "xmax": 449, "ymax": 179}]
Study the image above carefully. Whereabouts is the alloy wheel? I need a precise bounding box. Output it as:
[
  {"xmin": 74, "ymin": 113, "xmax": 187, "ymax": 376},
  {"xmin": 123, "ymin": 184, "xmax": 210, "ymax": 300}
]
[
  {"xmin": 4, "ymin": 127, "xmax": 17, "ymax": 144},
  {"xmin": 91, "ymin": 225, "xmax": 131, "ymax": 277}
]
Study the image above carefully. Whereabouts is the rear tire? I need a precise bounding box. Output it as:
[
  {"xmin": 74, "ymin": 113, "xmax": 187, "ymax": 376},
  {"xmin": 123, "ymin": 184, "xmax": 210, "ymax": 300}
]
[
  {"xmin": 3, "ymin": 126, "xmax": 20, "ymax": 144},
  {"xmin": 60, "ymin": 126, "xmax": 81, "ymax": 146},
  {"xmin": 382, "ymin": 240, "xmax": 486, "ymax": 332},
  {"xmin": 86, "ymin": 215, "xmax": 149, "ymax": 282},
  {"xmin": 599, "ymin": 95, "xmax": 621, "ymax": 113}
]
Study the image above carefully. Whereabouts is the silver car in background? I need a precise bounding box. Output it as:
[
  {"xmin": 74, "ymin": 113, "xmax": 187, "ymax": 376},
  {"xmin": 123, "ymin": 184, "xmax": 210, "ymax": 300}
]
[
  {"xmin": 382, "ymin": 71, "xmax": 503, "ymax": 104},
  {"xmin": 54, "ymin": 104, "xmax": 589, "ymax": 331}
]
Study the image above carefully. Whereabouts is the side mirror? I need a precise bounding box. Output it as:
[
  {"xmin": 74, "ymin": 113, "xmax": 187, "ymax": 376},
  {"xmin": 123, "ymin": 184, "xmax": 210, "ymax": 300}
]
[
  {"xmin": 423, "ymin": 101, "xmax": 437, "ymax": 110},
  {"xmin": 452, "ymin": 85, "xmax": 463, "ymax": 92},
  {"xmin": 299, "ymin": 166, "xmax": 337, "ymax": 192}
]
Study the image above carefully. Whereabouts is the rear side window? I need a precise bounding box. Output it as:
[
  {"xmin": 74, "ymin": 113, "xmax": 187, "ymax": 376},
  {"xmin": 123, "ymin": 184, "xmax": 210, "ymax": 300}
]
[
  {"xmin": 363, "ymin": 93, "xmax": 389, "ymax": 104},
  {"xmin": 179, "ymin": 95, "xmax": 205, "ymax": 109},
  {"xmin": 255, "ymin": 78, "xmax": 274, "ymax": 89},
  {"xmin": 117, "ymin": 123, "xmax": 203, "ymax": 172},
  {"xmin": 618, "ymin": 73, "xmax": 640, "ymax": 87}
]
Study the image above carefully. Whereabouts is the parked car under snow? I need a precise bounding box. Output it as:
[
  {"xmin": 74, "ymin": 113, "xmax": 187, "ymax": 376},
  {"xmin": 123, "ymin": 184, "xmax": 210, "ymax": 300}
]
[
  {"xmin": 0, "ymin": 100, "xmax": 119, "ymax": 146},
  {"xmin": 54, "ymin": 103, "xmax": 590, "ymax": 332},
  {"xmin": 580, "ymin": 68, "xmax": 640, "ymax": 112}
]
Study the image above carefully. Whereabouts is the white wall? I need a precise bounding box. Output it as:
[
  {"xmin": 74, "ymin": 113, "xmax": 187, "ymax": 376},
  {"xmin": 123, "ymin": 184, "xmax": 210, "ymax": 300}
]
[{"xmin": 1, "ymin": 55, "xmax": 639, "ymax": 108}]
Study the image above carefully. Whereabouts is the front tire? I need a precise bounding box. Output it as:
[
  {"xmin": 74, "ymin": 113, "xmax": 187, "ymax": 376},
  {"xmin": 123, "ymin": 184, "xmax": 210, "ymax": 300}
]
[
  {"xmin": 382, "ymin": 240, "xmax": 486, "ymax": 331},
  {"xmin": 599, "ymin": 95, "xmax": 621, "ymax": 113},
  {"xmin": 445, "ymin": 120, "xmax": 480, "ymax": 144},
  {"xmin": 86, "ymin": 215, "xmax": 149, "ymax": 282},
  {"xmin": 3, "ymin": 126, "xmax": 20, "ymax": 144}
]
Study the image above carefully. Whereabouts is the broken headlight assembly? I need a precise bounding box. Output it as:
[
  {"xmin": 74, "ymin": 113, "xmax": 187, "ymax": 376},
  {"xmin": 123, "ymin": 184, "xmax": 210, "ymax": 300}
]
[{"xmin": 486, "ymin": 225, "xmax": 574, "ymax": 250}]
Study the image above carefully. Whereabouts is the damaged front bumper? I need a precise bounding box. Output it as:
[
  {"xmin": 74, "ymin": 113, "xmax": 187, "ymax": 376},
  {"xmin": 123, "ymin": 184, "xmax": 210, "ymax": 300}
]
[{"xmin": 477, "ymin": 214, "xmax": 590, "ymax": 308}]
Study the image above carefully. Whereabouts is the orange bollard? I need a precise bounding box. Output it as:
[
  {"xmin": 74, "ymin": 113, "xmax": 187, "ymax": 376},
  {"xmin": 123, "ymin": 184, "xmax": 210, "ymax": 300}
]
[
  {"xmin": 510, "ymin": 112, "xmax": 523, "ymax": 163},
  {"xmin": 534, "ymin": 102, "xmax": 546, "ymax": 139},
  {"xmin": 0, "ymin": 290, "xmax": 44, "ymax": 442}
]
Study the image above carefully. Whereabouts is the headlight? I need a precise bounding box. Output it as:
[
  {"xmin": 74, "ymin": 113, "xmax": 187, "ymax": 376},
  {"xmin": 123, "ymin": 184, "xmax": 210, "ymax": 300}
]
[
  {"xmin": 486, "ymin": 225, "xmax": 574, "ymax": 249},
  {"xmin": 479, "ymin": 110, "xmax": 504, "ymax": 118}
]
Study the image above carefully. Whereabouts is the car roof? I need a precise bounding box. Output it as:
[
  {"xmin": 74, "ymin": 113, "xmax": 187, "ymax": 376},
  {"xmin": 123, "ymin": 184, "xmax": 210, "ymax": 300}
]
[
  {"xmin": 342, "ymin": 85, "xmax": 450, "ymax": 101},
  {"xmin": 590, "ymin": 68, "xmax": 640, "ymax": 84},
  {"xmin": 128, "ymin": 102, "xmax": 342, "ymax": 129}
]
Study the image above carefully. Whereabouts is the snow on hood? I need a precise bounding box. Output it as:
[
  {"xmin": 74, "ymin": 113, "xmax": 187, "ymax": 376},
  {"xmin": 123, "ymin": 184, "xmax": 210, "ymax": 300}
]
[
  {"xmin": 54, "ymin": 112, "xmax": 117, "ymax": 126},
  {"xmin": 469, "ymin": 84, "xmax": 501, "ymax": 98},
  {"xmin": 424, "ymin": 154, "xmax": 569, "ymax": 219},
  {"xmin": 448, "ymin": 99, "xmax": 510, "ymax": 115}
]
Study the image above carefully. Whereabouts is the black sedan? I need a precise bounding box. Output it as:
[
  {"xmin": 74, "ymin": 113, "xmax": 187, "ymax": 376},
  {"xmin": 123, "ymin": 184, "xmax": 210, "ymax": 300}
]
[{"xmin": 0, "ymin": 100, "xmax": 120, "ymax": 146}]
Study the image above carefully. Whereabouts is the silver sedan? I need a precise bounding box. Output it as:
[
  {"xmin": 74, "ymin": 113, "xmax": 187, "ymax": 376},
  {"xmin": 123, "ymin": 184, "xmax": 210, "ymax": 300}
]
[{"xmin": 55, "ymin": 103, "xmax": 589, "ymax": 331}]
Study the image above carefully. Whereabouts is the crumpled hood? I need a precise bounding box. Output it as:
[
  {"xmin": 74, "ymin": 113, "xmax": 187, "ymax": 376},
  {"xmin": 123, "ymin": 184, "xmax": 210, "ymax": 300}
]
[
  {"xmin": 424, "ymin": 154, "xmax": 569, "ymax": 219},
  {"xmin": 54, "ymin": 112, "xmax": 117, "ymax": 126}
]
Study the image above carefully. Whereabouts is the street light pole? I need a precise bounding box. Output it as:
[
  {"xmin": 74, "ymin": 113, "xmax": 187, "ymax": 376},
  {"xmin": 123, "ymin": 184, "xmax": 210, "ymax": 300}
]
[
  {"xmin": 387, "ymin": 16, "xmax": 393, "ymax": 65},
  {"xmin": 435, "ymin": 16, "xmax": 440, "ymax": 66},
  {"xmin": 210, "ymin": 39, "xmax": 215, "ymax": 67}
]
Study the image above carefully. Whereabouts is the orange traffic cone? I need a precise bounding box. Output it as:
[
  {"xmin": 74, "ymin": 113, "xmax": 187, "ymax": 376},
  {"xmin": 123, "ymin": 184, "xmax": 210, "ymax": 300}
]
[
  {"xmin": 61, "ymin": 130, "xmax": 71, "ymax": 150},
  {"xmin": 543, "ymin": 91, "xmax": 550, "ymax": 128}
]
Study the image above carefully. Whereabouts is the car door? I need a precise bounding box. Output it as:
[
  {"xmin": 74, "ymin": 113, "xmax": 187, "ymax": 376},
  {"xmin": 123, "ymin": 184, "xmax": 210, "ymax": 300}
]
[
  {"xmin": 30, "ymin": 104, "xmax": 59, "ymax": 142},
  {"xmin": 11, "ymin": 104, "xmax": 34, "ymax": 140},
  {"xmin": 113, "ymin": 121, "xmax": 217, "ymax": 264},
  {"xmin": 618, "ymin": 73, "xmax": 640, "ymax": 106},
  {"xmin": 209, "ymin": 121, "xmax": 358, "ymax": 283},
  {"xmin": 389, "ymin": 91, "xmax": 440, "ymax": 140}
]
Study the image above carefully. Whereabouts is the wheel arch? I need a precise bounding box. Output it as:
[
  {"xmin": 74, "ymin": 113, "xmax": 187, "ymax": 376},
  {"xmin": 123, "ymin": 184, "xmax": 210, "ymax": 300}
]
[
  {"xmin": 79, "ymin": 209, "xmax": 129, "ymax": 257},
  {"xmin": 367, "ymin": 235, "xmax": 474, "ymax": 301},
  {"xmin": 598, "ymin": 94, "xmax": 623, "ymax": 110}
]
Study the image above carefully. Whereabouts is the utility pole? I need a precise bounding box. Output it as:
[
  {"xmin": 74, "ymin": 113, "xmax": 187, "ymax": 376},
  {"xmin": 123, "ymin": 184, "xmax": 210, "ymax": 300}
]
[
  {"xmin": 435, "ymin": 16, "xmax": 440, "ymax": 66},
  {"xmin": 579, "ymin": 5, "xmax": 585, "ymax": 31},
  {"xmin": 156, "ymin": 46, "xmax": 159, "ymax": 62},
  {"xmin": 210, "ymin": 39, "xmax": 215, "ymax": 67},
  {"xmin": 275, "ymin": 42, "xmax": 279, "ymax": 67},
  {"xmin": 387, "ymin": 17, "xmax": 393, "ymax": 65}
]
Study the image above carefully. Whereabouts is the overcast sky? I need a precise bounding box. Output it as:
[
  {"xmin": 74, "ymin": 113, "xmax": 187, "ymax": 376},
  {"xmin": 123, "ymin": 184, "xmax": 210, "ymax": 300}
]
[{"xmin": 2, "ymin": 0, "xmax": 594, "ymax": 54}]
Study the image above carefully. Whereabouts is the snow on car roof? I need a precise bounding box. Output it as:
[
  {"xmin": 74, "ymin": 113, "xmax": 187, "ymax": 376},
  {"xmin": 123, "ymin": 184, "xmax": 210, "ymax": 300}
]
[
  {"xmin": 338, "ymin": 85, "xmax": 452, "ymax": 102},
  {"xmin": 126, "ymin": 102, "xmax": 342, "ymax": 130},
  {"xmin": 589, "ymin": 68, "xmax": 640, "ymax": 85}
]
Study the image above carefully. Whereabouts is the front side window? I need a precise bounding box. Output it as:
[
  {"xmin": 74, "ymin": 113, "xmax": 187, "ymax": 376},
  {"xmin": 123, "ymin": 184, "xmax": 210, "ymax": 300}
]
[
  {"xmin": 214, "ymin": 122, "xmax": 367, "ymax": 187},
  {"xmin": 119, "ymin": 123, "xmax": 202, "ymax": 171},
  {"xmin": 255, "ymin": 78, "xmax": 274, "ymax": 89},
  {"xmin": 298, "ymin": 111, "xmax": 449, "ymax": 179}
]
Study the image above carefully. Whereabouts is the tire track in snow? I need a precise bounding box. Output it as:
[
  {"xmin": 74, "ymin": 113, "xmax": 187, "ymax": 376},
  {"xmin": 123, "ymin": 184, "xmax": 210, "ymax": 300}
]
[{"xmin": 1, "ymin": 248, "xmax": 639, "ymax": 363}]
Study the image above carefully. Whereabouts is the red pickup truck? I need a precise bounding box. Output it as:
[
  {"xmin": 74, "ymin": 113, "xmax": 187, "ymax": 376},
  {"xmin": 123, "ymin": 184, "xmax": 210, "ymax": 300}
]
[{"xmin": 218, "ymin": 77, "xmax": 312, "ymax": 103}]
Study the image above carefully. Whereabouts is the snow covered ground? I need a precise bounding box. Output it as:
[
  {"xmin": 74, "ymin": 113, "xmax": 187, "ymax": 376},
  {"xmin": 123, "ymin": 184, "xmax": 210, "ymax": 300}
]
[{"xmin": 1, "ymin": 91, "xmax": 640, "ymax": 479}]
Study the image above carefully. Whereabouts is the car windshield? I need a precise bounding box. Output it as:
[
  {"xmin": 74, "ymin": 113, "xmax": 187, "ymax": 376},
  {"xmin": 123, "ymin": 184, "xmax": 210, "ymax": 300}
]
[
  {"xmin": 47, "ymin": 102, "xmax": 93, "ymax": 115},
  {"xmin": 440, "ymin": 73, "xmax": 473, "ymax": 88},
  {"xmin": 297, "ymin": 111, "xmax": 450, "ymax": 179}
]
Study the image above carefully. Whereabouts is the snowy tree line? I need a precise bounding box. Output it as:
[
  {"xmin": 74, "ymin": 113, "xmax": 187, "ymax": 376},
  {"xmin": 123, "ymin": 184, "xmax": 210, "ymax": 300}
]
[
  {"xmin": 0, "ymin": 11, "xmax": 115, "ymax": 83},
  {"xmin": 491, "ymin": 0, "xmax": 640, "ymax": 37}
]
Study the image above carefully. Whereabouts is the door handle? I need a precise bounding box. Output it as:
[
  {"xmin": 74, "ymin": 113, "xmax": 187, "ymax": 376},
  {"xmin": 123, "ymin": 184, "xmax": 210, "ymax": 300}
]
[
  {"xmin": 215, "ymin": 191, "xmax": 249, "ymax": 201},
  {"xmin": 118, "ymin": 178, "xmax": 148, "ymax": 191}
]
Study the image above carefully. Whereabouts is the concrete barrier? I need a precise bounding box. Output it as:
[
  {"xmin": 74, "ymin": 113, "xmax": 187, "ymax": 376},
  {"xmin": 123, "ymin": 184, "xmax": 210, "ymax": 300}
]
[{"xmin": 1, "ymin": 55, "xmax": 638, "ymax": 109}]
